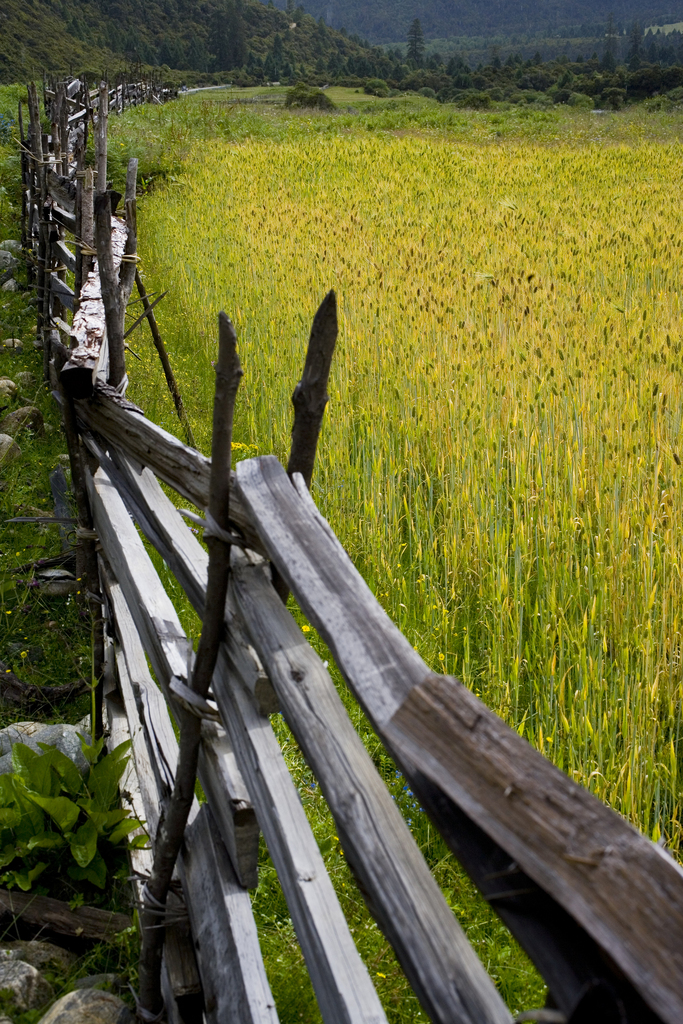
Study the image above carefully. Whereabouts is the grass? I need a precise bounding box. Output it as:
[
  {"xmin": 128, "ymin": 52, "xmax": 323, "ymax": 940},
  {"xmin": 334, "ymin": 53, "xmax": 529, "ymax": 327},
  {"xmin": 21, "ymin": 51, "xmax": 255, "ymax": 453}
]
[
  {"xmin": 4, "ymin": 91, "xmax": 683, "ymax": 1021},
  {"xmin": 105, "ymin": 97, "xmax": 683, "ymax": 1019}
]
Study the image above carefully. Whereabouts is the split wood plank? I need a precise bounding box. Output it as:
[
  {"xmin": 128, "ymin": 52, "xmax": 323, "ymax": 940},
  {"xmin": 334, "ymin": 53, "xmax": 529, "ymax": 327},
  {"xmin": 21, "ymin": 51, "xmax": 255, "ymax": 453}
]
[
  {"xmin": 60, "ymin": 215, "xmax": 127, "ymax": 399},
  {"xmin": 104, "ymin": 595, "xmax": 203, "ymax": 1016},
  {"xmin": 235, "ymin": 454, "xmax": 683, "ymax": 1024},
  {"xmin": 50, "ymin": 205, "xmax": 76, "ymax": 233},
  {"xmin": 230, "ymin": 547, "xmax": 511, "ymax": 1024},
  {"xmin": 105, "ymin": 568, "xmax": 259, "ymax": 889},
  {"xmin": 74, "ymin": 393, "xmax": 263, "ymax": 554},
  {"xmin": 54, "ymin": 239, "xmax": 76, "ymax": 274},
  {"xmin": 87, "ymin": 462, "xmax": 386, "ymax": 1024},
  {"xmin": 50, "ymin": 274, "xmax": 74, "ymax": 310},
  {"xmin": 108, "ymin": 448, "xmax": 277, "ymax": 716},
  {"xmin": 0, "ymin": 889, "xmax": 131, "ymax": 942},
  {"xmin": 109, "ymin": 449, "xmax": 509, "ymax": 1022},
  {"xmin": 100, "ymin": 559, "xmax": 277, "ymax": 1024}
]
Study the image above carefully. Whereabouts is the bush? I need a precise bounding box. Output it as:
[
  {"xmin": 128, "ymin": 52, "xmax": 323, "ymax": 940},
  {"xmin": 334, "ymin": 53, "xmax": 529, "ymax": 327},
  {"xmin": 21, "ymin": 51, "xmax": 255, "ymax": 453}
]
[
  {"xmin": 285, "ymin": 82, "xmax": 335, "ymax": 110},
  {"xmin": 418, "ymin": 87, "xmax": 436, "ymax": 99},
  {"xmin": 453, "ymin": 90, "xmax": 492, "ymax": 110},
  {"xmin": 0, "ymin": 736, "xmax": 143, "ymax": 894},
  {"xmin": 364, "ymin": 78, "xmax": 389, "ymax": 97},
  {"xmin": 601, "ymin": 87, "xmax": 626, "ymax": 110},
  {"xmin": 567, "ymin": 92, "xmax": 594, "ymax": 108}
]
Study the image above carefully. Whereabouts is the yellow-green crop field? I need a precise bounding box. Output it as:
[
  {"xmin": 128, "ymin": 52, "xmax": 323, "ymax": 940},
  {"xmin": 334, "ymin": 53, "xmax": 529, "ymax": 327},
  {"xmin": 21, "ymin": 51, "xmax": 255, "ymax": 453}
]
[{"xmin": 130, "ymin": 127, "xmax": 683, "ymax": 1013}]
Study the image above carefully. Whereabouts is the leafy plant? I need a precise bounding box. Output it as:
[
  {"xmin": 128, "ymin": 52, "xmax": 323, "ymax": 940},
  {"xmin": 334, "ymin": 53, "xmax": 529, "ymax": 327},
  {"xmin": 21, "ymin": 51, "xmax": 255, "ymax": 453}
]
[{"xmin": 0, "ymin": 736, "xmax": 145, "ymax": 892}]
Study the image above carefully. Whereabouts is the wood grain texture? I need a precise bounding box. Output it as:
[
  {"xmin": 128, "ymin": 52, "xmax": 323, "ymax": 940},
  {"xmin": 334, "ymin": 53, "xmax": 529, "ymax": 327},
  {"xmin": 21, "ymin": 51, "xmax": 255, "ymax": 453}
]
[
  {"xmin": 89, "ymin": 464, "xmax": 384, "ymax": 1024},
  {"xmin": 0, "ymin": 889, "xmax": 131, "ymax": 942},
  {"xmin": 107, "ymin": 448, "xmax": 276, "ymax": 716},
  {"xmin": 230, "ymin": 547, "xmax": 511, "ymax": 1024},
  {"xmin": 74, "ymin": 392, "xmax": 263, "ymax": 553},
  {"xmin": 89, "ymin": 463, "xmax": 386, "ymax": 1024},
  {"xmin": 60, "ymin": 215, "xmax": 127, "ymax": 399},
  {"xmin": 98, "ymin": 481, "xmax": 260, "ymax": 883},
  {"xmin": 100, "ymin": 558, "xmax": 276, "ymax": 1024},
  {"xmin": 235, "ymin": 455, "xmax": 683, "ymax": 1024},
  {"xmin": 386, "ymin": 675, "xmax": 683, "ymax": 1024}
]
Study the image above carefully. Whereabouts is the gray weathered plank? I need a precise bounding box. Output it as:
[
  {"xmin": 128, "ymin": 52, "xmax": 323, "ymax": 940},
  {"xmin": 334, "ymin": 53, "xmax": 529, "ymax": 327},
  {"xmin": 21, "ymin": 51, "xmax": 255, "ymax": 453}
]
[
  {"xmin": 89, "ymin": 463, "xmax": 385, "ymax": 1024},
  {"xmin": 100, "ymin": 556, "xmax": 277, "ymax": 1024},
  {"xmin": 75, "ymin": 395, "xmax": 263, "ymax": 554},
  {"xmin": 108, "ymin": 448, "xmax": 276, "ymax": 716},
  {"xmin": 50, "ymin": 274, "xmax": 75, "ymax": 310},
  {"xmin": 105, "ymin": 555, "xmax": 259, "ymax": 888},
  {"xmin": 230, "ymin": 547, "xmax": 511, "ymax": 1024},
  {"xmin": 235, "ymin": 454, "xmax": 683, "ymax": 1024},
  {"xmin": 104, "ymin": 453, "xmax": 510, "ymax": 1024},
  {"xmin": 54, "ymin": 239, "xmax": 76, "ymax": 273}
]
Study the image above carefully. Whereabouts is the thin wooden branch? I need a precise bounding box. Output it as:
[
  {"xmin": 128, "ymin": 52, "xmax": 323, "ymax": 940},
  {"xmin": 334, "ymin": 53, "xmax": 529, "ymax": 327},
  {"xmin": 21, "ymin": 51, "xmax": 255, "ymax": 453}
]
[
  {"xmin": 0, "ymin": 660, "xmax": 87, "ymax": 708},
  {"xmin": 274, "ymin": 290, "xmax": 337, "ymax": 602},
  {"xmin": 134, "ymin": 270, "xmax": 195, "ymax": 447},
  {"xmin": 138, "ymin": 314, "xmax": 242, "ymax": 1018},
  {"xmin": 287, "ymin": 289, "xmax": 338, "ymax": 488},
  {"xmin": 95, "ymin": 82, "xmax": 108, "ymax": 195}
]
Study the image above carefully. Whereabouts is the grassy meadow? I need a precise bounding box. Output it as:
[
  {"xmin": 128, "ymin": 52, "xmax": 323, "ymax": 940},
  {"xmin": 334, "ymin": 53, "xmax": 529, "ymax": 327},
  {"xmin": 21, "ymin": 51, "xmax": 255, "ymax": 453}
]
[{"xmin": 109, "ymin": 93, "xmax": 683, "ymax": 1019}]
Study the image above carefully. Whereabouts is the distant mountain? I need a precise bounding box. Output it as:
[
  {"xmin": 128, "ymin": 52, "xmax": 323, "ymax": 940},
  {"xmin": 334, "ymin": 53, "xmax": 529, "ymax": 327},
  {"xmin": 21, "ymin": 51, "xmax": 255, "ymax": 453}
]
[
  {"xmin": 0, "ymin": 0, "xmax": 373, "ymax": 84},
  {"xmin": 284, "ymin": 0, "xmax": 683, "ymax": 43}
]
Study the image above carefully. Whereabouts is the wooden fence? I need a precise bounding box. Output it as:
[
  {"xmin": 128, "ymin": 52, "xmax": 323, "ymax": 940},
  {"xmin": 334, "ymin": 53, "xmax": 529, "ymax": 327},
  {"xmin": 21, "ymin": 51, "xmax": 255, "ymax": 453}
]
[{"xmin": 18, "ymin": 78, "xmax": 683, "ymax": 1024}]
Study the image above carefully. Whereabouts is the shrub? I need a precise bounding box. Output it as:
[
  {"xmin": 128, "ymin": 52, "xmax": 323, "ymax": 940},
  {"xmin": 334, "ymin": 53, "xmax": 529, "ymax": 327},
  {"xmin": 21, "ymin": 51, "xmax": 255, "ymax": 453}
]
[
  {"xmin": 0, "ymin": 736, "xmax": 144, "ymax": 893},
  {"xmin": 285, "ymin": 82, "xmax": 335, "ymax": 110},
  {"xmin": 418, "ymin": 87, "xmax": 436, "ymax": 99},
  {"xmin": 453, "ymin": 90, "xmax": 492, "ymax": 110},
  {"xmin": 364, "ymin": 78, "xmax": 389, "ymax": 97},
  {"xmin": 567, "ymin": 92, "xmax": 594, "ymax": 108},
  {"xmin": 601, "ymin": 87, "xmax": 626, "ymax": 110}
]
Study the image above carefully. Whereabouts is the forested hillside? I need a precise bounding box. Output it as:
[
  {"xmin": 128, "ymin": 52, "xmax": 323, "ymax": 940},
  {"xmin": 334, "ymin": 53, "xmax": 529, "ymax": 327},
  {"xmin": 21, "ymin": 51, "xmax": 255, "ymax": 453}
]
[
  {"xmin": 285, "ymin": 0, "xmax": 683, "ymax": 43},
  {"xmin": 0, "ymin": 0, "xmax": 374, "ymax": 83}
]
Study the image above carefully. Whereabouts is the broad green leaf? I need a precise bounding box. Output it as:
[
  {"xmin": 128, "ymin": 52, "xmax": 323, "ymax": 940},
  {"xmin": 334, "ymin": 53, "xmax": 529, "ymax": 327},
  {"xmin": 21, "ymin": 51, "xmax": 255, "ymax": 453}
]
[
  {"xmin": 108, "ymin": 819, "xmax": 143, "ymax": 845},
  {"xmin": 69, "ymin": 817, "xmax": 98, "ymax": 867},
  {"xmin": 36, "ymin": 745, "xmax": 83, "ymax": 796},
  {"xmin": 88, "ymin": 754, "xmax": 127, "ymax": 812},
  {"xmin": 10, "ymin": 861, "xmax": 47, "ymax": 891},
  {"xmin": 0, "ymin": 844, "xmax": 16, "ymax": 868},
  {"xmin": 27, "ymin": 831, "xmax": 66, "ymax": 851},
  {"xmin": 129, "ymin": 835, "xmax": 150, "ymax": 849},
  {"xmin": 27, "ymin": 794, "xmax": 79, "ymax": 833},
  {"xmin": 11, "ymin": 743, "xmax": 39, "ymax": 778},
  {"xmin": 82, "ymin": 807, "xmax": 130, "ymax": 833},
  {"xmin": 68, "ymin": 850, "xmax": 107, "ymax": 888},
  {"xmin": 26, "ymin": 753, "xmax": 60, "ymax": 799},
  {"xmin": 0, "ymin": 808, "xmax": 21, "ymax": 830},
  {"xmin": 77, "ymin": 733, "xmax": 105, "ymax": 765}
]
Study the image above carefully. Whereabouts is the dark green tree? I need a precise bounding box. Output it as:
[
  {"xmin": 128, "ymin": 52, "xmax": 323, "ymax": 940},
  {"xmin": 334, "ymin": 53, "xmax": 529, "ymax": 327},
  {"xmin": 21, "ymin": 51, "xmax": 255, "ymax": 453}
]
[
  {"xmin": 406, "ymin": 18, "xmax": 424, "ymax": 66},
  {"xmin": 601, "ymin": 12, "xmax": 617, "ymax": 70},
  {"xmin": 211, "ymin": 0, "xmax": 247, "ymax": 71},
  {"xmin": 627, "ymin": 21, "xmax": 643, "ymax": 70}
]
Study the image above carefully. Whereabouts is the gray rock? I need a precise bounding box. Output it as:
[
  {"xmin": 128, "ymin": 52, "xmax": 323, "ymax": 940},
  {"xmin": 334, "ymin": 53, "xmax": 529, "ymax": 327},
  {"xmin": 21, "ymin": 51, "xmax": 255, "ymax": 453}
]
[
  {"xmin": 16, "ymin": 371, "xmax": 37, "ymax": 389},
  {"xmin": 73, "ymin": 974, "xmax": 119, "ymax": 991},
  {"xmin": 1, "ymin": 338, "xmax": 22, "ymax": 352},
  {"xmin": 1, "ymin": 940, "xmax": 77, "ymax": 974},
  {"xmin": 1, "ymin": 279, "xmax": 19, "ymax": 293},
  {"xmin": 0, "ymin": 433, "xmax": 21, "ymax": 465},
  {"xmin": 0, "ymin": 722, "xmax": 89, "ymax": 776},
  {"xmin": 0, "ymin": 377, "xmax": 17, "ymax": 399},
  {"xmin": 0, "ymin": 405, "xmax": 44, "ymax": 437},
  {"xmin": 37, "ymin": 989, "xmax": 134, "ymax": 1023},
  {"xmin": 0, "ymin": 241, "xmax": 21, "ymax": 255},
  {"xmin": 0, "ymin": 958, "xmax": 53, "ymax": 1010},
  {"xmin": 0, "ymin": 251, "xmax": 17, "ymax": 272}
]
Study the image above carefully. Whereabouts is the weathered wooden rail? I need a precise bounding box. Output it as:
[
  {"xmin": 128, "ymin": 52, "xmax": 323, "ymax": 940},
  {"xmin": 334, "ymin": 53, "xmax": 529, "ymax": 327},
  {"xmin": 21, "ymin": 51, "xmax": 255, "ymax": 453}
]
[{"xmin": 20, "ymin": 78, "xmax": 683, "ymax": 1024}]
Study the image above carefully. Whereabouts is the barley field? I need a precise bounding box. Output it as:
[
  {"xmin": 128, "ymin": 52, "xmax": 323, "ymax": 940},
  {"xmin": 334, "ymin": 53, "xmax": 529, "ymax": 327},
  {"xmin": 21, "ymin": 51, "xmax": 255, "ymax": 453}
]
[{"xmin": 127, "ymin": 120, "xmax": 683, "ymax": 1017}]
